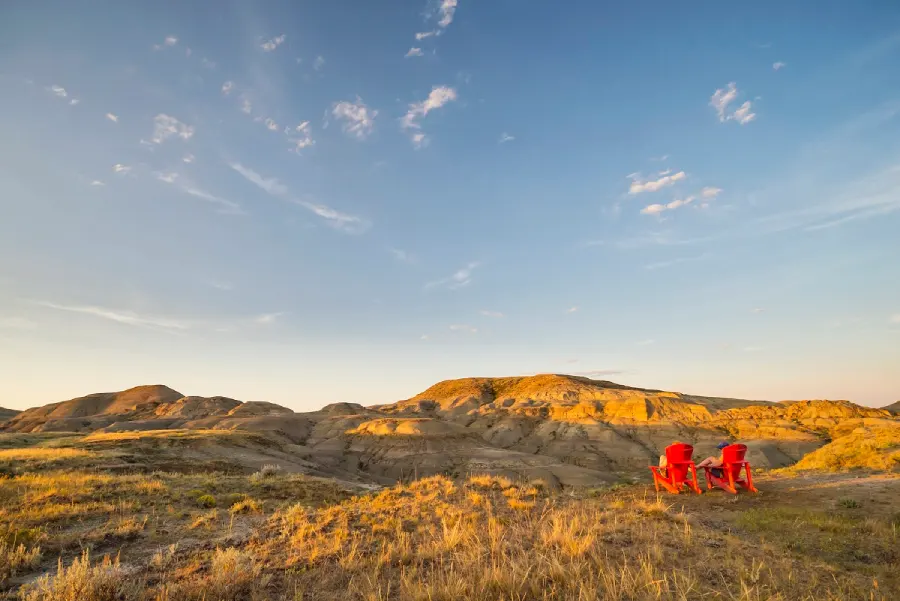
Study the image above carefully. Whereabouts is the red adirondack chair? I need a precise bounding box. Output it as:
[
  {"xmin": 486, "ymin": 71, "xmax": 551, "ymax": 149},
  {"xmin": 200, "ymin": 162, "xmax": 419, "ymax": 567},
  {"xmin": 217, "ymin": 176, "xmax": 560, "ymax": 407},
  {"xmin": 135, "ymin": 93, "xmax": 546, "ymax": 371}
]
[
  {"xmin": 702, "ymin": 443, "xmax": 758, "ymax": 494},
  {"xmin": 649, "ymin": 442, "xmax": 702, "ymax": 494}
]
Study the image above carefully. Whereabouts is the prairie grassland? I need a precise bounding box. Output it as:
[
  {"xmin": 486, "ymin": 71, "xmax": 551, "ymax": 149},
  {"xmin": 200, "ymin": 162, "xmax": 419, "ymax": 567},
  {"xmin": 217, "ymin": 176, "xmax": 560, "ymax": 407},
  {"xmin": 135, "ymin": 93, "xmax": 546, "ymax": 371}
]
[
  {"xmin": 14, "ymin": 474, "xmax": 897, "ymax": 600},
  {"xmin": 1, "ymin": 430, "xmax": 898, "ymax": 600}
]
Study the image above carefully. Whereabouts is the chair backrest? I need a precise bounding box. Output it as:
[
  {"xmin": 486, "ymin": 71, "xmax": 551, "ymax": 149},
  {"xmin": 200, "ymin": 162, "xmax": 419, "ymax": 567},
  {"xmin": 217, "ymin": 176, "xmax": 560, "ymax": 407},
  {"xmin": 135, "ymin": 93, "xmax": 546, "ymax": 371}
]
[
  {"xmin": 722, "ymin": 444, "xmax": 748, "ymax": 480},
  {"xmin": 664, "ymin": 443, "xmax": 694, "ymax": 482}
]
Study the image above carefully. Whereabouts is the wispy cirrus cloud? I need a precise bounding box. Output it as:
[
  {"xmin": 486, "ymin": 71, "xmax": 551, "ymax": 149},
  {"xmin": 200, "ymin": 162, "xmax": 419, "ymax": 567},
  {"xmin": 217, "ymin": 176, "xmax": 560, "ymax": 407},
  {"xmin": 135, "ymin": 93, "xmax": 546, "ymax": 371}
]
[
  {"xmin": 112, "ymin": 163, "xmax": 131, "ymax": 174},
  {"xmin": 287, "ymin": 121, "xmax": 314, "ymax": 151},
  {"xmin": 46, "ymin": 85, "xmax": 78, "ymax": 105},
  {"xmin": 331, "ymin": 98, "xmax": 377, "ymax": 140},
  {"xmin": 35, "ymin": 301, "xmax": 281, "ymax": 334},
  {"xmin": 390, "ymin": 248, "xmax": 417, "ymax": 264},
  {"xmin": 425, "ymin": 261, "xmax": 480, "ymax": 290},
  {"xmin": 154, "ymin": 171, "xmax": 244, "ymax": 215},
  {"xmin": 479, "ymin": 310, "xmax": 504, "ymax": 318},
  {"xmin": 437, "ymin": 0, "xmax": 458, "ymax": 28},
  {"xmin": 640, "ymin": 195, "xmax": 696, "ymax": 215},
  {"xmin": 405, "ymin": 47, "xmax": 424, "ymax": 58},
  {"xmin": 413, "ymin": 0, "xmax": 459, "ymax": 41},
  {"xmin": 229, "ymin": 163, "xmax": 286, "ymax": 195},
  {"xmin": 313, "ymin": 56, "xmax": 325, "ymax": 71},
  {"xmin": 773, "ymin": 61, "xmax": 787, "ymax": 71},
  {"xmin": 151, "ymin": 114, "xmax": 194, "ymax": 144},
  {"xmin": 106, "ymin": 113, "xmax": 118, "ymax": 123},
  {"xmin": 449, "ymin": 324, "xmax": 478, "ymax": 334},
  {"xmin": 628, "ymin": 171, "xmax": 686, "ymax": 194},
  {"xmin": 221, "ymin": 81, "xmax": 234, "ymax": 95},
  {"xmin": 644, "ymin": 254, "xmax": 708, "ymax": 270},
  {"xmin": 254, "ymin": 312, "xmax": 285, "ymax": 324},
  {"xmin": 400, "ymin": 85, "xmax": 458, "ymax": 148},
  {"xmin": 229, "ymin": 163, "xmax": 366, "ymax": 232},
  {"xmin": 35, "ymin": 301, "xmax": 192, "ymax": 332},
  {"xmin": 566, "ymin": 306, "xmax": 579, "ymax": 314},
  {"xmin": 498, "ymin": 132, "xmax": 515, "ymax": 144},
  {"xmin": 260, "ymin": 34, "xmax": 286, "ymax": 52},
  {"xmin": 152, "ymin": 36, "xmax": 178, "ymax": 51},
  {"xmin": 710, "ymin": 82, "xmax": 756, "ymax": 124}
]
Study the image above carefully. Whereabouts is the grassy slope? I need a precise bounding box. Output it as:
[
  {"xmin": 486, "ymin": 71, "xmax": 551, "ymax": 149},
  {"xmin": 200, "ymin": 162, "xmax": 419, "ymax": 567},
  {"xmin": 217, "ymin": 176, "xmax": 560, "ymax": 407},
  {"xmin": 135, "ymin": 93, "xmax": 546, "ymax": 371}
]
[
  {"xmin": 787, "ymin": 424, "xmax": 900, "ymax": 472},
  {"xmin": 0, "ymin": 431, "xmax": 898, "ymax": 600}
]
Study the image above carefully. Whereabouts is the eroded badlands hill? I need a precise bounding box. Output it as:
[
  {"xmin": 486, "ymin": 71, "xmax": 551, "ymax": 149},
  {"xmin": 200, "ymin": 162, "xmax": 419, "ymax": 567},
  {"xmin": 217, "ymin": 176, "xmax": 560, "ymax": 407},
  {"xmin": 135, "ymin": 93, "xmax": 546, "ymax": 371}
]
[{"xmin": 3, "ymin": 375, "xmax": 897, "ymax": 486}]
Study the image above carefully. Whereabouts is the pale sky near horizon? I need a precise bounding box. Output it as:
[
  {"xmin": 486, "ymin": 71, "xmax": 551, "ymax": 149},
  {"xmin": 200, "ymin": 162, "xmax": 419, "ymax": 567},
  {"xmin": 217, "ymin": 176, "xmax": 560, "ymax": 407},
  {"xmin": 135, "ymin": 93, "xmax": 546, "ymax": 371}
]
[{"xmin": 1, "ymin": 1, "xmax": 899, "ymax": 411}]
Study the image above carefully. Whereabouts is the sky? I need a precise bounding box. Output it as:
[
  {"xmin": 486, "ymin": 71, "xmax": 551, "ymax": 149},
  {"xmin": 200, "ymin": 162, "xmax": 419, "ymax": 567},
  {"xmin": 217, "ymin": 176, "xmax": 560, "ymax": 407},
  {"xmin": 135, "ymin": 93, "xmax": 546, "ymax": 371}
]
[{"xmin": 1, "ymin": 1, "xmax": 899, "ymax": 411}]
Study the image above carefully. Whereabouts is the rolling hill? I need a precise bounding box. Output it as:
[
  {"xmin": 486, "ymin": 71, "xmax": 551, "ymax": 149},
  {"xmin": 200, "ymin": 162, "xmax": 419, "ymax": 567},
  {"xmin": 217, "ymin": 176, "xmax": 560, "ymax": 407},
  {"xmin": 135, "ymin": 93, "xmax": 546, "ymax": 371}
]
[{"xmin": 2, "ymin": 375, "xmax": 897, "ymax": 486}]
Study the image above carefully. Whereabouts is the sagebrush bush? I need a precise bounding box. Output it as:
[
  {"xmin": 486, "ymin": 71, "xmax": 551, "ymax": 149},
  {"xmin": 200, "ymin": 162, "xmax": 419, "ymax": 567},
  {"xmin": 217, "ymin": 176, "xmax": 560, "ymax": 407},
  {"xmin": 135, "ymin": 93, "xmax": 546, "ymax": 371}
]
[
  {"xmin": 19, "ymin": 551, "xmax": 136, "ymax": 601},
  {"xmin": 0, "ymin": 540, "xmax": 41, "ymax": 587}
]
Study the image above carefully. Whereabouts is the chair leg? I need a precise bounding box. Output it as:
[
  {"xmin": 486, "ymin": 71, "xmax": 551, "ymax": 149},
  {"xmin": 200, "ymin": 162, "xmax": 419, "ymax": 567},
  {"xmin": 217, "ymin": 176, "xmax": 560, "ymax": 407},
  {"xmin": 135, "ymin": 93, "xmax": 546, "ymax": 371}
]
[
  {"xmin": 743, "ymin": 464, "xmax": 758, "ymax": 493},
  {"xmin": 725, "ymin": 468, "xmax": 737, "ymax": 494},
  {"xmin": 690, "ymin": 465, "xmax": 702, "ymax": 494}
]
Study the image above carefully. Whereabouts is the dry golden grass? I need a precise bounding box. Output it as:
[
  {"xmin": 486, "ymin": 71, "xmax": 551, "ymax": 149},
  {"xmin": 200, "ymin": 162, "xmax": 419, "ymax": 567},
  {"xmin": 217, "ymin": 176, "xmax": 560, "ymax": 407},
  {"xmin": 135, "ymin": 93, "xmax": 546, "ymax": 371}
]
[
  {"xmin": 1, "ymin": 430, "xmax": 898, "ymax": 600},
  {"xmin": 787, "ymin": 424, "xmax": 900, "ymax": 472},
  {"xmin": 252, "ymin": 474, "xmax": 892, "ymax": 600}
]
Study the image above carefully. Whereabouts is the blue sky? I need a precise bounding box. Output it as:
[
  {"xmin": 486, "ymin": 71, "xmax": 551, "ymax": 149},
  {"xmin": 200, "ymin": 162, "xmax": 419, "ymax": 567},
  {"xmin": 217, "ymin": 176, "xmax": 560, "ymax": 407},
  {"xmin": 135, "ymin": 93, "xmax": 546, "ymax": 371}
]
[{"xmin": 1, "ymin": 0, "xmax": 899, "ymax": 410}]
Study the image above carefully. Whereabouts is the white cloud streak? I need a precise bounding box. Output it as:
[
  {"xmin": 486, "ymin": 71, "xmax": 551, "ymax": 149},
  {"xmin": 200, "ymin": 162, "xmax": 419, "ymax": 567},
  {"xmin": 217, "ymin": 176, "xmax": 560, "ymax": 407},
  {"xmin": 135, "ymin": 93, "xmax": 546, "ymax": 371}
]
[
  {"xmin": 332, "ymin": 98, "xmax": 377, "ymax": 139},
  {"xmin": 255, "ymin": 312, "xmax": 285, "ymax": 324},
  {"xmin": 260, "ymin": 34, "xmax": 286, "ymax": 52},
  {"xmin": 112, "ymin": 164, "xmax": 131, "ymax": 174},
  {"xmin": 710, "ymin": 82, "xmax": 738, "ymax": 122},
  {"xmin": 36, "ymin": 301, "xmax": 192, "ymax": 331},
  {"xmin": 390, "ymin": 248, "xmax": 417, "ymax": 264},
  {"xmin": 449, "ymin": 324, "xmax": 478, "ymax": 334},
  {"xmin": 641, "ymin": 195, "xmax": 696, "ymax": 215},
  {"xmin": 425, "ymin": 261, "xmax": 480, "ymax": 290},
  {"xmin": 732, "ymin": 101, "xmax": 756, "ymax": 125},
  {"xmin": 221, "ymin": 81, "xmax": 234, "ymax": 95},
  {"xmin": 710, "ymin": 82, "xmax": 756, "ymax": 125},
  {"xmin": 499, "ymin": 132, "xmax": 515, "ymax": 144},
  {"xmin": 229, "ymin": 163, "xmax": 366, "ymax": 232},
  {"xmin": 155, "ymin": 172, "xmax": 243, "ymax": 215},
  {"xmin": 151, "ymin": 114, "xmax": 195, "ymax": 144},
  {"xmin": 405, "ymin": 47, "xmax": 424, "ymax": 58},
  {"xmin": 437, "ymin": 0, "xmax": 458, "ymax": 29},
  {"xmin": 479, "ymin": 310, "xmax": 504, "ymax": 318},
  {"xmin": 400, "ymin": 85, "xmax": 458, "ymax": 147},
  {"xmin": 229, "ymin": 163, "xmax": 287, "ymax": 195},
  {"xmin": 628, "ymin": 171, "xmax": 686, "ymax": 194},
  {"xmin": 416, "ymin": 31, "xmax": 436, "ymax": 40},
  {"xmin": 773, "ymin": 61, "xmax": 786, "ymax": 71},
  {"xmin": 288, "ymin": 121, "xmax": 314, "ymax": 151},
  {"xmin": 106, "ymin": 113, "xmax": 118, "ymax": 123}
]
